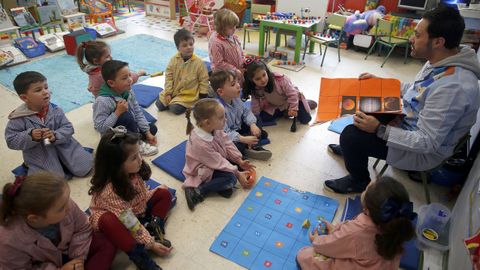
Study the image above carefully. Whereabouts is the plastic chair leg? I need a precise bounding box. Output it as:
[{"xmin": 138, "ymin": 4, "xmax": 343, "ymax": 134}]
[
  {"xmin": 365, "ymin": 40, "xmax": 377, "ymax": 60},
  {"xmin": 302, "ymin": 39, "xmax": 309, "ymax": 60},
  {"xmin": 337, "ymin": 41, "xmax": 341, "ymax": 62},
  {"xmin": 320, "ymin": 42, "xmax": 328, "ymax": 67},
  {"xmin": 421, "ymin": 172, "xmax": 432, "ymax": 204},
  {"xmin": 381, "ymin": 45, "xmax": 396, "ymax": 68},
  {"xmin": 243, "ymin": 29, "xmax": 246, "ymax": 49}
]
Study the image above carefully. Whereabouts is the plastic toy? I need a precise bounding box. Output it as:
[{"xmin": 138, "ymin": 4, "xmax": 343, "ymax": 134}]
[
  {"xmin": 315, "ymin": 220, "xmax": 328, "ymax": 235},
  {"xmin": 302, "ymin": 219, "xmax": 311, "ymax": 229},
  {"xmin": 245, "ymin": 168, "xmax": 257, "ymax": 189}
]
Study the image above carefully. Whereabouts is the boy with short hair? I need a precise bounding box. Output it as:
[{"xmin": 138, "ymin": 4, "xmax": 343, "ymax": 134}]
[
  {"xmin": 212, "ymin": 70, "xmax": 272, "ymax": 160},
  {"xmin": 93, "ymin": 60, "xmax": 158, "ymax": 156},
  {"xmin": 5, "ymin": 71, "xmax": 93, "ymax": 178},
  {"xmin": 155, "ymin": 28, "xmax": 209, "ymax": 115}
]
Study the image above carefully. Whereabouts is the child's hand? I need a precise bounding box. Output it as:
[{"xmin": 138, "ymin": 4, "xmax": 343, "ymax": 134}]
[
  {"xmin": 146, "ymin": 132, "xmax": 157, "ymax": 146},
  {"xmin": 138, "ymin": 69, "xmax": 147, "ymax": 76},
  {"xmin": 236, "ymin": 171, "xmax": 250, "ymax": 188},
  {"xmin": 239, "ymin": 135, "xmax": 259, "ymax": 145},
  {"xmin": 164, "ymin": 95, "xmax": 172, "ymax": 105},
  {"xmin": 250, "ymin": 124, "xmax": 261, "ymax": 138},
  {"xmin": 115, "ymin": 100, "xmax": 128, "ymax": 116},
  {"xmin": 238, "ymin": 159, "xmax": 255, "ymax": 171},
  {"xmin": 288, "ymin": 108, "xmax": 298, "ymax": 117},
  {"xmin": 235, "ymin": 69, "xmax": 243, "ymax": 80},
  {"xmin": 151, "ymin": 242, "xmax": 173, "ymax": 256},
  {"xmin": 320, "ymin": 219, "xmax": 334, "ymax": 234},
  {"xmin": 30, "ymin": 128, "xmax": 43, "ymax": 141},
  {"xmin": 61, "ymin": 258, "xmax": 84, "ymax": 270},
  {"xmin": 41, "ymin": 128, "xmax": 56, "ymax": 143}
]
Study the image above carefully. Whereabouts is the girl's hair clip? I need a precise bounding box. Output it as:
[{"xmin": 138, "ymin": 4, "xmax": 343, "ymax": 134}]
[
  {"xmin": 244, "ymin": 56, "xmax": 261, "ymax": 67},
  {"xmin": 110, "ymin": 126, "xmax": 128, "ymax": 141},
  {"xmin": 7, "ymin": 175, "xmax": 26, "ymax": 197}
]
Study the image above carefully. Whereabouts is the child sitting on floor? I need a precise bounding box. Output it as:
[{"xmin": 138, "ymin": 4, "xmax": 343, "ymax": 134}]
[
  {"xmin": 211, "ymin": 70, "xmax": 272, "ymax": 161},
  {"xmin": 93, "ymin": 60, "xmax": 158, "ymax": 156},
  {"xmin": 296, "ymin": 177, "xmax": 416, "ymax": 270},
  {"xmin": 156, "ymin": 29, "xmax": 209, "ymax": 115},
  {"xmin": 208, "ymin": 8, "xmax": 245, "ymax": 84},
  {"xmin": 89, "ymin": 127, "xmax": 173, "ymax": 270},
  {"xmin": 243, "ymin": 59, "xmax": 317, "ymax": 126},
  {"xmin": 0, "ymin": 172, "xmax": 116, "ymax": 270},
  {"xmin": 5, "ymin": 71, "xmax": 93, "ymax": 178},
  {"xmin": 76, "ymin": 40, "xmax": 146, "ymax": 97},
  {"xmin": 183, "ymin": 98, "xmax": 254, "ymax": 210}
]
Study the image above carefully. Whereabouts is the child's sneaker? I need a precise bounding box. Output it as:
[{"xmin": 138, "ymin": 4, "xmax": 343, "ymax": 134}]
[
  {"xmin": 245, "ymin": 146, "xmax": 272, "ymax": 161},
  {"xmin": 139, "ymin": 141, "xmax": 158, "ymax": 156}
]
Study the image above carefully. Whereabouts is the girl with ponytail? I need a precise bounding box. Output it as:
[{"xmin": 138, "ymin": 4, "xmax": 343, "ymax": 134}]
[
  {"xmin": 297, "ymin": 176, "xmax": 416, "ymax": 269},
  {"xmin": 183, "ymin": 98, "xmax": 254, "ymax": 210}
]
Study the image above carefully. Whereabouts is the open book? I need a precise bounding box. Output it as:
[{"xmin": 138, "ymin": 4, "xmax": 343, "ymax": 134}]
[{"xmin": 316, "ymin": 77, "xmax": 403, "ymax": 123}]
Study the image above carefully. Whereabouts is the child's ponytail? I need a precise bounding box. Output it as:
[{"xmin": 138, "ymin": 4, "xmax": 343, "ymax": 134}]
[
  {"xmin": 363, "ymin": 177, "xmax": 416, "ymax": 260},
  {"xmin": 0, "ymin": 173, "xmax": 67, "ymax": 226},
  {"xmin": 75, "ymin": 40, "xmax": 109, "ymax": 70},
  {"xmin": 186, "ymin": 108, "xmax": 194, "ymax": 135}
]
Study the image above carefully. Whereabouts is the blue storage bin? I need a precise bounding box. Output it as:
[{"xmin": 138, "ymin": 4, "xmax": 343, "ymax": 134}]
[
  {"xmin": 84, "ymin": 28, "xmax": 98, "ymax": 40},
  {"xmin": 14, "ymin": 37, "xmax": 46, "ymax": 58}
]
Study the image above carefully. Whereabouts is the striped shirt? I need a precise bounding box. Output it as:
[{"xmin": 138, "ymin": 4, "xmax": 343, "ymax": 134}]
[
  {"xmin": 208, "ymin": 31, "xmax": 244, "ymax": 79},
  {"xmin": 89, "ymin": 174, "xmax": 157, "ymax": 248},
  {"xmin": 217, "ymin": 96, "xmax": 257, "ymax": 142}
]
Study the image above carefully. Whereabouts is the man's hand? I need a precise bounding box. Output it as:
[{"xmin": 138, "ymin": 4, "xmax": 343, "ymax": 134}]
[
  {"xmin": 358, "ymin": 73, "xmax": 378, "ymax": 80},
  {"xmin": 353, "ymin": 112, "xmax": 380, "ymax": 133}
]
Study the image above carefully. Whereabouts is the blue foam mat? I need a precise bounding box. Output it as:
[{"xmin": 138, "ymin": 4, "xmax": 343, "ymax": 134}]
[
  {"xmin": 341, "ymin": 196, "xmax": 421, "ymax": 270},
  {"xmin": 132, "ymin": 84, "xmax": 163, "ymax": 108},
  {"xmin": 328, "ymin": 116, "xmax": 354, "ymax": 134},
  {"xmin": 141, "ymin": 108, "xmax": 157, "ymax": 124},
  {"xmin": 152, "ymin": 141, "xmax": 187, "ymax": 181},
  {"xmin": 210, "ymin": 177, "xmax": 339, "ymax": 269}
]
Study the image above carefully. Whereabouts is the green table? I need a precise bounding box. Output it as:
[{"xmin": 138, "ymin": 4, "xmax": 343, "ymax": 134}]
[{"xmin": 258, "ymin": 19, "xmax": 319, "ymax": 63}]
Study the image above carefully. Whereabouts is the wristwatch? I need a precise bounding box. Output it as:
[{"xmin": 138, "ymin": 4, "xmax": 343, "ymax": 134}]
[{"xmin": 376, "ymin": 124, "xmax": 387, "ymax": 140}]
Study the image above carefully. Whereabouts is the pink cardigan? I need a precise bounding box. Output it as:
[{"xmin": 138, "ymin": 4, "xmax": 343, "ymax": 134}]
[
  {"xmin": 0, "ymin": 199, "xmax": 92, "ymax": 270},
  {"xmin": 251, "ymin": 73, "xmax": 311, "ymax": 116},
  {"xmin": 297, "ymin": 213, "xmax": 401, "ymax": 270},
  {"xmin": 182, "ymin": 128, "xmax": 242, "ymax": 188}
]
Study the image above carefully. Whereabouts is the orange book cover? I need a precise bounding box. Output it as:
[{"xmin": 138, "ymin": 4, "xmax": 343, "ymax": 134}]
[{"xmin": 316, "ymin": 77, "xmax": 402, "ymax": 123}]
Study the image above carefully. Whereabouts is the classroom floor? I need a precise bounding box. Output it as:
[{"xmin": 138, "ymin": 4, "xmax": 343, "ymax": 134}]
[{"xmin": 0, "ymin": 15, "xmax": 449, "ymax": 270}]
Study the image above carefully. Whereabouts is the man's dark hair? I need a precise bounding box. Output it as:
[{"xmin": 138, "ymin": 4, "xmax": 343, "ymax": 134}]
[
  {"xmin": 422, "ymin": 5, "xmax": 465, "ymax": 49},
  {"xmin": 13, "ymin": 71, "xmax": 46, "ymax": 95},
  {"xmin": 101, "ymin": 60, "xmax": 129, "ymax": 82},
  {"xmin": 174, "ymin": 28, "xmax": 194, "ymax": 48}
]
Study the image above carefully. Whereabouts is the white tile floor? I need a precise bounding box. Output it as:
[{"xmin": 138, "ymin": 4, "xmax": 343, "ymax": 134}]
[{"xmin": 0, "ymin": 15, "xmax": 450, "ymax": 270}]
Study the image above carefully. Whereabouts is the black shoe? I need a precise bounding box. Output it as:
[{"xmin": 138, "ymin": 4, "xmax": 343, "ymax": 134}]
[
  {"xmin": 126, "ymin": 244, "xmax": 162, "ymax": 270},
  {"xmin": 324, "ymin": 175, "xmax": 369, "ymax": 194},
  {"xmin": 217, "ymin": 188, "xmax": 233, "ymax": 198},
  {"xmin": 307, "ymin": 99, "xmax": 318, "ymax": 110},
  {"xmin": 327, "ymin": 144, "xmax": 342, "ymax": 156},
  {"xmin": 145, "ymin": 218, "xmax": 172, "ymax": 248},
  {"xmin": 407, "ymin": 171, "xmax": 431, "ymax": 183},
  {"xmin": 245, "ymin": 146, "xmax": 272, "ymax": 161},
  {"xmin": 185, "ymin": 187, "xmax": 204, "ymax": 210},
  {"xmin": 260, "ymin": 129, "xmax": 269, "ymax": 139}
]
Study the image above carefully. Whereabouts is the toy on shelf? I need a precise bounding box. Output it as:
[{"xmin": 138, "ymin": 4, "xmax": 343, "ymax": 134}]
[{"xmin": 258, "ymin": 12, "xmax": 321, "ymax": 25}]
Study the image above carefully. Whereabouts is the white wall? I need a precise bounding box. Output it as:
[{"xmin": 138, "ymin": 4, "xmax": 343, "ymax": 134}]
[{"xmin": 276, "ymin": 0, "xmax": 329, "ymax": 18}]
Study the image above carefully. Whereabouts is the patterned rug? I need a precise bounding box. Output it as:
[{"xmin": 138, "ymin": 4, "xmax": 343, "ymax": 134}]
[
  {"xmin": 113, "ymin": 1, "xmax": 146, "ymax": 21},
  {"xmin": 0, "ymin": 34, "xmax": 209, "ymax": 112}
]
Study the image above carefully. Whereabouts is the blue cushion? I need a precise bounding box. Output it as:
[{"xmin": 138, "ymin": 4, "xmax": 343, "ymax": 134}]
[
  {"xmin": 132, "ymin": 84, "xmax": 163, "ymax": 108},
  {"xmin": 152, "ymin": 141, "xmax": 187, "ymax": 181},
  {"xmin": 141, "ymin": 108, "xmax": 157, "ymax": 124},
  {"xmin": 340, "ymin": 196, "xmax": 420, "ymax": 270}
]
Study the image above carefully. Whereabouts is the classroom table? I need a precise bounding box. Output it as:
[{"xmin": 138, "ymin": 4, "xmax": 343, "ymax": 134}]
[{"xmin": 258, "ymin": 18, "xmax": 320, "ymax": 63}]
